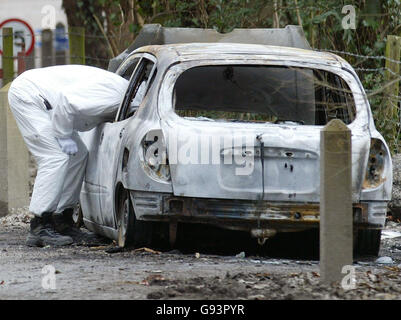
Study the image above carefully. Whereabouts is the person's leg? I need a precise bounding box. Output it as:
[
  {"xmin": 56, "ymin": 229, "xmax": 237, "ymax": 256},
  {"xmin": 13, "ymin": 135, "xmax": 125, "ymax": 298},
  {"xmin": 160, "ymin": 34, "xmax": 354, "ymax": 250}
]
[
  {"xmin": 8, "ymin": 92, "xmax": 73, "ymax": 246},
  {"xmin": 26, "ymin": 133, "xmax": 72, "ymax": 214},
  {"xmin": 52, "ymin": 133, "xmax": 99, "ymax": 244},
  {"xmin": 55, "ymin": 132, "xmax": 88, "ymax": 213}
]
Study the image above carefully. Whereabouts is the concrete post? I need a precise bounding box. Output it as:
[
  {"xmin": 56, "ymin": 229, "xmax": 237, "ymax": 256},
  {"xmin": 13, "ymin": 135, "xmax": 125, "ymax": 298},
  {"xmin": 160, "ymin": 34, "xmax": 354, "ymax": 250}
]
[
  {"xmin": 17, "ymin": 51, "xmax": 26, "ymax": 75},
  {"xmin": 0, "ymin": 83, "xmax": 30, "ymax": 216},
  {"xmin": 41, "ymin": 29, "xmax": 54, "ymax": 67},
  {"xmin": 25, "ymin": 47, "xmax": 36, "ymax": 71},
  {"xmin": 55, "ymin": 22, "xmax": 67, "ymax": 65},
  {"xmin": 320, "ymin": 119, "xmax": 353, "ymax": 284}
]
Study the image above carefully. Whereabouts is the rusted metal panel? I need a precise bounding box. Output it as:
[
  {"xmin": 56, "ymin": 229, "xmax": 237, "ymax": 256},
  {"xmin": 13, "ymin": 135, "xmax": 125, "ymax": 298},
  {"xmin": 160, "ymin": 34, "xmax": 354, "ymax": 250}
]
[{"xmin": 130, "ymin": 191, "xmax": 384, "ymax": 232}]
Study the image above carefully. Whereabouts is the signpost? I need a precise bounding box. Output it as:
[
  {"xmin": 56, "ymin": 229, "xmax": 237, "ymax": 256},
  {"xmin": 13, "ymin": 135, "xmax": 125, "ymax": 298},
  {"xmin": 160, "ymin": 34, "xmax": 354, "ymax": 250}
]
[
  {"xmin": 0, "ymin": 18, "xmax": 35, "ymax": 57},
  {"xmin": 0, "ymin": 19, "xmax": 35, "ymax": 83}
]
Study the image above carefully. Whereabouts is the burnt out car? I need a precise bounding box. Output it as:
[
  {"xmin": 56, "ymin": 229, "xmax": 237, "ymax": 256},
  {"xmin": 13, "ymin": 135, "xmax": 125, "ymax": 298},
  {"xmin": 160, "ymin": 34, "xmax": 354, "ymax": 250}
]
[{"xmin": 79, "ymin": 26, "xmax": 392, "ymax": 255}]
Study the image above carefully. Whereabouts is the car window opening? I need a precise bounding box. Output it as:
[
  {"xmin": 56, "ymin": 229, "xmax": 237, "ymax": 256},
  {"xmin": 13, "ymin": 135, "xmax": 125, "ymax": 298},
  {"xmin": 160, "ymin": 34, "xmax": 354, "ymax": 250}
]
[
  {"xmin": 118, "ymin": 59, "xmax": 156, "ymax": 121},
  {"xmin": 173, "ymin": 65, "xmax": 356, "ymax": 125},
  {"xmin": 120, "ymin": 57, "xmax": 141, "ymax": 80}
]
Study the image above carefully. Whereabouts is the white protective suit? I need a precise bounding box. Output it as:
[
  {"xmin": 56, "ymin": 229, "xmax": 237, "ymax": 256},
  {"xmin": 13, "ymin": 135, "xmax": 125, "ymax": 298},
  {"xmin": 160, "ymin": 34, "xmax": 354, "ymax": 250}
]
[{"xmin": 8, "ymin": 65, "xmax": 129, "ymax": 216}]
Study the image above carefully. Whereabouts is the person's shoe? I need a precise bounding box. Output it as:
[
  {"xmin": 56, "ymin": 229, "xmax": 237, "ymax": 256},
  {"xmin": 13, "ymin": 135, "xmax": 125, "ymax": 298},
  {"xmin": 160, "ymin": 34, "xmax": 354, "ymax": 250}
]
[
  {"xmin": 26, "ymin": 212, "xmax": 73, "ymax": 247},
  {"xmin": 53, "ymin": 209, "xmax": 100, "ymax": 245}
]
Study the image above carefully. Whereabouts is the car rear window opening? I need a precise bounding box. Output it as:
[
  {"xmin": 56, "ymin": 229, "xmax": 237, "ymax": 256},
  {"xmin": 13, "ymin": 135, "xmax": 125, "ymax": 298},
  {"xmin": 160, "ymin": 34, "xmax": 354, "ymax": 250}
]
[{"xmin": 174, "ymin": 65, "xmax": 356, "ymax": 125}]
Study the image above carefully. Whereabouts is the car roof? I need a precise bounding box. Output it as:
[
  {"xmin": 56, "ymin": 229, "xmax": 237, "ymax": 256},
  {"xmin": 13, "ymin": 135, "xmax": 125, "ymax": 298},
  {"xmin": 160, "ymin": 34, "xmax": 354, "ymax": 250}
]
[{"xmin": 133, "ymin": 42, "xmax": 345, "ymax": 67}]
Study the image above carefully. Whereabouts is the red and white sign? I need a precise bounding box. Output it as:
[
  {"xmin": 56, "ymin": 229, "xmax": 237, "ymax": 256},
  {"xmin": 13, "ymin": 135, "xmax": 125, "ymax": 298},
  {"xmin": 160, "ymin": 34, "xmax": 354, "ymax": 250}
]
[{"xmin": 0, "ymin": 18, "xmax": 35, "ymax": 56}]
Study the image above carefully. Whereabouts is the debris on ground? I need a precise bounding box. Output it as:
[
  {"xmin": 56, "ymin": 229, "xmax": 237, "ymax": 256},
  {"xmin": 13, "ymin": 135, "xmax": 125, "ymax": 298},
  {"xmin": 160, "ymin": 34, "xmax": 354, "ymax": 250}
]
[
  {"xmin": 382, "ymin": 230, "xmax": 401, "ymax": 240},
  {"xmin": 0, "ymin": 208, "xmax": 32, "ymax": 227},
  {"xmin": 105, "ymin": 246, "xmax": 125, "ymax": 254},
  {"xmin": 133, "ymin": 247, "xmax": 161, "ymax": 255},
  {"xmin": 375, "ymin": 256, "xmax": 394, "ymax": 264},
  {"xmin": 235, "ymin": 251, "xmax": 246, "ymax": 259},
  {"xmin": 3, "ymin": 199, "xmax": 401, "ymax": 299},
  {"xmin": 89, "ymin": 245, "xmax": 114, "ymax": 251}
]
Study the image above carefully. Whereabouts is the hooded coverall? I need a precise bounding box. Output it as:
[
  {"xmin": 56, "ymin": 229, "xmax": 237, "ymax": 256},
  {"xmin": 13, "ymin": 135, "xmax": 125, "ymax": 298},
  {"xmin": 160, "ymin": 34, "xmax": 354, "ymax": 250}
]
[{"xmin": 8, "ymin": 65, "xmax": 129, "ymax": 217}]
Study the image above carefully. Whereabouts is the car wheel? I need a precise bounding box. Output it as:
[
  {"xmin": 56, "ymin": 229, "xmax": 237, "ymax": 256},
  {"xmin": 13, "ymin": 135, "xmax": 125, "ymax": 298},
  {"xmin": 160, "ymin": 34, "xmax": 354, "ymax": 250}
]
[
  {"xmin": 354, "ymin": 229, "xmax": 381, "ymax": 256},
  {"xmin": 116, "ymin": 185, "xmax": 152, "ymax": 248},
  {"xmin": 72, "ymin": 204, "xmax": 83, "ymax": 228}
]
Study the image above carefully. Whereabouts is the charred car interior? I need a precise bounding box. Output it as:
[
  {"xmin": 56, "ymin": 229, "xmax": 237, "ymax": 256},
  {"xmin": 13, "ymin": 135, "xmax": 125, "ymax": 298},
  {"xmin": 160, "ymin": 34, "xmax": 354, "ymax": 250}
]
[{"xmin": 174, "ymin": 65, "xmax": 356, "ymax": 125}]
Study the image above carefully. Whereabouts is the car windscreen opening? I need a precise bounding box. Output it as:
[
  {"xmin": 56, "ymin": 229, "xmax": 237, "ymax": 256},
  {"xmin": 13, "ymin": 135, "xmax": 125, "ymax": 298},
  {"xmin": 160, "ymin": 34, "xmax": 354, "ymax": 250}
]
[{"xmin": 173, "ymin": 65, "xmax": 356, "ymax": 125}]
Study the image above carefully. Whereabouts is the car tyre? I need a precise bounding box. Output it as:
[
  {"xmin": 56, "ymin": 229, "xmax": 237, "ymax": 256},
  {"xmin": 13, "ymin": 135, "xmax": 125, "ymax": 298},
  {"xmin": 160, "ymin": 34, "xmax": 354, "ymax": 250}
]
[
  {"xmin": 354, "ymin": 229, "xmax": 381, "ymax": 256},
  {"xmin": 116, "ymin": 185, "xmax": 152, "ymax": 248}
]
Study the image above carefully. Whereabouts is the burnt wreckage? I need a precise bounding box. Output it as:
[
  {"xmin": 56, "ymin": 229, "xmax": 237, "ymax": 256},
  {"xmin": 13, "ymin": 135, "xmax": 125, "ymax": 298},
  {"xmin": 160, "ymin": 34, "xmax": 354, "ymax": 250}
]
[{"xmin": 77, "ymin": 25, "xmax": 392, "ymax": 255}]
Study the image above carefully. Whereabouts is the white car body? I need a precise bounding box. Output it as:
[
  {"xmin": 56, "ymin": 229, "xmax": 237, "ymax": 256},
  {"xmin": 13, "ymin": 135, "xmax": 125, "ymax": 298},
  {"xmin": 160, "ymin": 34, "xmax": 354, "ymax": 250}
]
[{"xmin": 79, "ymin": 43, "xmax": 392, "ymax": 253}]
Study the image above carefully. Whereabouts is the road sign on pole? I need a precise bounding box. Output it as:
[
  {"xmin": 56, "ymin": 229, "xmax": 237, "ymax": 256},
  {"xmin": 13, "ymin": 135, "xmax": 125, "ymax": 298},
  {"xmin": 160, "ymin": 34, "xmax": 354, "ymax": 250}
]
[{"xmin": 0, "ymin": 18, "xmax": 35, "ymax": 57}]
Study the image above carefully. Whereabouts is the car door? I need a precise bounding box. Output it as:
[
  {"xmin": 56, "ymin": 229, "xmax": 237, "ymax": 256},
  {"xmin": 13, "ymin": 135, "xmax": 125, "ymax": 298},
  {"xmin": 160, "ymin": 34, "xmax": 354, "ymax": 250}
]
[
  {"xmin": 79, "ymin": 126, "xmax": 104, "ymax": 226},
  {"xmin": 80, "ymin": 55, "xmax": 143, "ymax": 226},
  {"xmin": 98, "ymin": 54, "xmax": 157, "ymax": 228}
]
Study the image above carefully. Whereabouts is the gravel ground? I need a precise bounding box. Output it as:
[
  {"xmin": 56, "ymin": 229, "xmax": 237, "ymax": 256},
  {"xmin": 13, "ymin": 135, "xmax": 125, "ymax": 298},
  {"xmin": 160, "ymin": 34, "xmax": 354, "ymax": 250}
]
[
  {"xmin": 1, "ymin": 156, "xmax": 401, "ymax": 300},
  {"xmin": 2, "ymin": 209, "xmax": 401, "ymax": 300}
]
